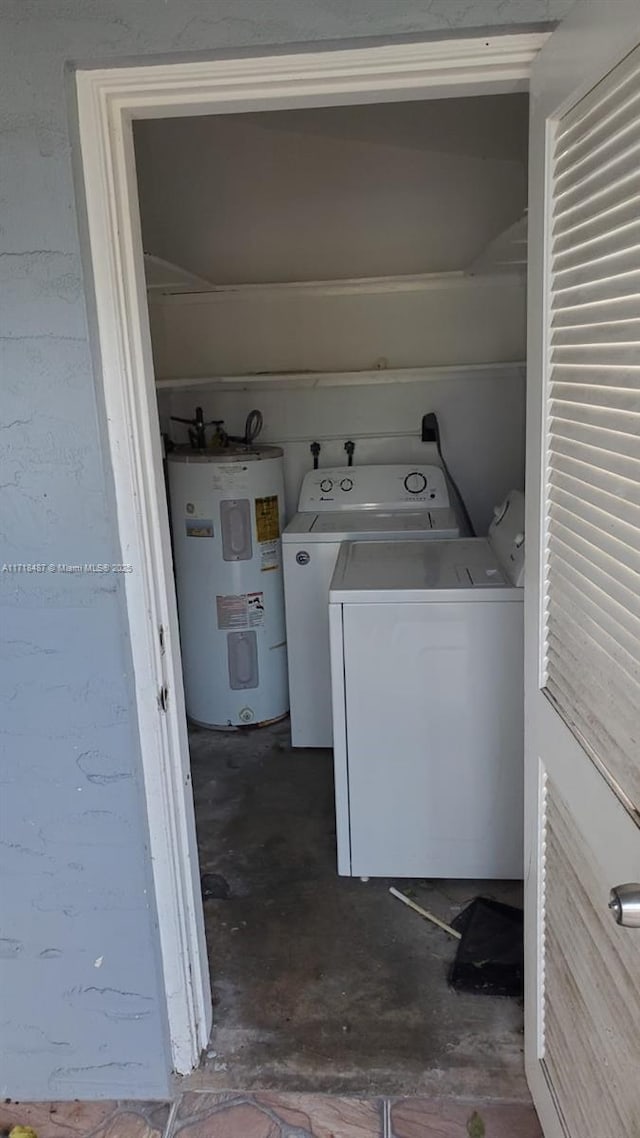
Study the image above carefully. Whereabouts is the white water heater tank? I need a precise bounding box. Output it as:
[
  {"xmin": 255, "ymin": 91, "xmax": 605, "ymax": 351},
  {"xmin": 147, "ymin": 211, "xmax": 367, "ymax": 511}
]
[{"xmin": 168, "ymin": 445, "xmax": 289, "ymax": 728}]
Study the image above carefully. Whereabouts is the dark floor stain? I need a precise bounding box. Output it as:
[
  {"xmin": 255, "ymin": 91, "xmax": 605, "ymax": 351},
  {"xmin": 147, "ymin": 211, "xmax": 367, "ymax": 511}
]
[{"xmin": 201, "ymin": 873, "xmax": 232, "ymax": 901}]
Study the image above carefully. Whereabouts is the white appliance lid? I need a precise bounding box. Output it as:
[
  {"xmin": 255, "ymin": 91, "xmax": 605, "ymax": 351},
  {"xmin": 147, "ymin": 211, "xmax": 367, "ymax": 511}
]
[
  {"xmin": 282, "ymin": 507, "xmax": 460, "ymax": 542},
  {"xmin": 329, "ymin": 538, "xmax": 522, "ymax": 603}
]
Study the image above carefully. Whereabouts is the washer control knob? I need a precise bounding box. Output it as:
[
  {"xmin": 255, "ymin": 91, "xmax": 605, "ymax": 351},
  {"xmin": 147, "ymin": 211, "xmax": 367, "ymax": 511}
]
[
  {"xmin": 404, "ymin": 471, "xmax": 427, "ymax": 494},
  {"xmin": 340, "ymin": 478, "xmax": 354, "ymax": 491},
  {"xmin": 296, "ymin": 550, "xmax": 311, "ymax": 566},
  {"xmin": 320, "ymin": 478, "xmax": 333, "ymax": 492}
]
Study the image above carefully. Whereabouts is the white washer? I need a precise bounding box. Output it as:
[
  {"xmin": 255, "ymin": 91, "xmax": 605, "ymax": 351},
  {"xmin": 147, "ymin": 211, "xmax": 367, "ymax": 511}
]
[
  {"xmin": 329, "ymin": 490, "xmax": 525, "ymax": 879},
  {"xmin": 283, "ymin": 462, "xmax": 465, "ymax": 748}
]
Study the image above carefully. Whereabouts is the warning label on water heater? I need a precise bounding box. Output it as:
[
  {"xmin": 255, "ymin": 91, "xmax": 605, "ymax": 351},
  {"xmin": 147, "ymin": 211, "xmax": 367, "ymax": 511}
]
[
  {"xmin": 260, "ymin": 540, "xmax": 280, "ymax": 573},
  {"xmin": 216, "ymin": 592, "xmax": 265, "ymax": 630},
  {"xmin": 255, "ymin": 495, "xmax": 280, "ymax": 543},
  {"xmin": 211, "ymin": 464, "xmax": 249, "ymax": 493}
]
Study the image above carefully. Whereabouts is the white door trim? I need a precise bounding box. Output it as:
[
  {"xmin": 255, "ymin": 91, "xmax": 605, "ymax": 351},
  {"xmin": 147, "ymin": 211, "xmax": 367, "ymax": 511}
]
[{"xmin": 74, "ymin": 30, "xmax": 546, "ymax": 1077}]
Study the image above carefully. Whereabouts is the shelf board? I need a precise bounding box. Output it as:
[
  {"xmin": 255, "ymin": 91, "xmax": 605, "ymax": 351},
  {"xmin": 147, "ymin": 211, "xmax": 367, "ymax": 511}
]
[{"xmin": 155, "ymin": 360, "xmax": 526, "ymax": 392}]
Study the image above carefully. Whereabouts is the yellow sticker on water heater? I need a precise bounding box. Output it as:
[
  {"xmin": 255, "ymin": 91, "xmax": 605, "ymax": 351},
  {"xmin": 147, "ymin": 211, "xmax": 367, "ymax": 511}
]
[{"xmin": 255, "ymin": 495, "xmax": 280, "ymax": 543}]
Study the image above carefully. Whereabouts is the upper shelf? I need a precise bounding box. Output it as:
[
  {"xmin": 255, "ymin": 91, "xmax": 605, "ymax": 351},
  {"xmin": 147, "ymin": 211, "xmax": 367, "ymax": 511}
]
[
  {"xmin": 144, "ymin": 253, "xmax": 215, "ymax": 294},
  {"xmin": 467, "ymin": 212, "xmax": 527, "ymax": 275},
  {"xmin": 144, "ymin": 218, "xmax": 529, "ymax": 299}
]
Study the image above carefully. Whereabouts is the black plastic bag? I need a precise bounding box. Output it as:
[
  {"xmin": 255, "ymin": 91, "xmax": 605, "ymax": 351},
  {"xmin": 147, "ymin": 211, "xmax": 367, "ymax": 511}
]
[{"xmin": 448, "ymin": 896, "xmax": 523, "ymax": 997}]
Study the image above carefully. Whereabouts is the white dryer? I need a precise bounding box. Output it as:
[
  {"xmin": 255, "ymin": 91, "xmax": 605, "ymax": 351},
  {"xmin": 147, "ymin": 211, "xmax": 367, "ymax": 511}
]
[
  {"xmin": 329, "ymin": 490, "xmax": 525, "ymax": 880},
  {"xmin": 283, "ymin": 463, "xmax": 465, "ymax": 748}
]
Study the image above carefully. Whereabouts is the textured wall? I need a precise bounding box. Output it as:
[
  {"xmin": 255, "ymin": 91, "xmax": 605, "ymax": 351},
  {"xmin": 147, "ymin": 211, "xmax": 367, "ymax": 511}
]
[{"xmin": 0, "ymin": 0, "xmax": 573, "ymax": 1102}]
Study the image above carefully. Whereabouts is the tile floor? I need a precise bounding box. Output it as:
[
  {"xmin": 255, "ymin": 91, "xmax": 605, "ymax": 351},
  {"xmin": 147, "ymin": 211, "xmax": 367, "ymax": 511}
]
[{"xmin": 0, "ymin": 1093, "xmax": 542, "ymax": 1137}]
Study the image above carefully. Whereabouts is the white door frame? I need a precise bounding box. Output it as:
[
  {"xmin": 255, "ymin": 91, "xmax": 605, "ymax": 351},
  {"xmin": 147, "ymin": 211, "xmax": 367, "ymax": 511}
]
[{"xmin": 74, "ymin": 31, "xmax": 547, "ymax": 1076}]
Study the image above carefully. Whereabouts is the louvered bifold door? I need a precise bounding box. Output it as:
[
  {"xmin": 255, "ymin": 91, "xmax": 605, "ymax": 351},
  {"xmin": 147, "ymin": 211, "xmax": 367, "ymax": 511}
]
[{"xmin": 545, "ymin": 42, "xmax": 640, "ymax": 809}]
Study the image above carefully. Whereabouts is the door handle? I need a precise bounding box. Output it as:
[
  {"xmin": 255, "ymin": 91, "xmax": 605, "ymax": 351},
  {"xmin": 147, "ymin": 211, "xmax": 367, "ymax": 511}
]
[{"xmin": 609, "ymin": 884, "xmax": 640, "ymax": 927}]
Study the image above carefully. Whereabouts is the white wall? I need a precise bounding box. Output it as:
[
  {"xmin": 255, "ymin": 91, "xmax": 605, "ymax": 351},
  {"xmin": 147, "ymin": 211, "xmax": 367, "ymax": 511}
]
[
  {"xmin": 149, "ymin": 272, "xmax": 526, "ymax": 379},
  {"xmin": 161, "ymin": 364, "xmax": 526, "ymax": 535},
  {"xmin": 135, "ymin": 95, "xmax": 528, "ymax": 284}
]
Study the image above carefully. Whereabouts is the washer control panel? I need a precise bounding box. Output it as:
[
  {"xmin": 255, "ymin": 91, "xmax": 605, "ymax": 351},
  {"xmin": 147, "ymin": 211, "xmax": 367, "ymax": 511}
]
[{"xmin": 298, "ymin": 464, "xmax": 450, "ymax": 511}]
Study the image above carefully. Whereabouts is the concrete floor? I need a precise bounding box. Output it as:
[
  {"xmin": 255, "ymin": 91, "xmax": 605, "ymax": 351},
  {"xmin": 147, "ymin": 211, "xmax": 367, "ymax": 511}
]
[{"xmin": 184, "ymin": 720, "xmax": 527, "ymax": 1099}]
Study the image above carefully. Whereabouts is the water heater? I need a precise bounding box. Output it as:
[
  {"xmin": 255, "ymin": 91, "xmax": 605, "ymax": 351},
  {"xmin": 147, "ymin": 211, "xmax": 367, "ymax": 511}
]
[{"xmin": 168, "ymin": 445, "xmax": 288, "ymax": 728}]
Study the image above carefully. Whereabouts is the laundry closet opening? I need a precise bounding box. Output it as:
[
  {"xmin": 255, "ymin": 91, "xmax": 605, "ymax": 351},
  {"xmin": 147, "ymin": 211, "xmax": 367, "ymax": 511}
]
[{"xmin": 133, "ymin": 91, "xmax": 529, "ymax": 1096}]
